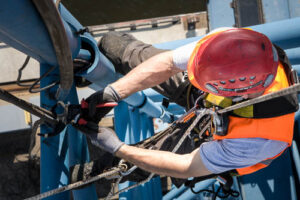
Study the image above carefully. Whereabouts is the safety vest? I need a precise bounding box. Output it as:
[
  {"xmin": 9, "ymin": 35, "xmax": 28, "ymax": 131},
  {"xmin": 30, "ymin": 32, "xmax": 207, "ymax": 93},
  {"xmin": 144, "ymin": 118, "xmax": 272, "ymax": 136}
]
[{"xmin": 205, "ymin": 46, "xmax": 298, "ymax": 175}]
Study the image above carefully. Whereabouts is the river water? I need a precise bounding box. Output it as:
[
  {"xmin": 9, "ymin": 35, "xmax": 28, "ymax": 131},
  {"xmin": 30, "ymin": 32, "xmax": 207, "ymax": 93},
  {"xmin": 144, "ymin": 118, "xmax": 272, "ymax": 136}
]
[{"xmin": 63, "ymin": 0, "xmax": 206, "ymax": 26}]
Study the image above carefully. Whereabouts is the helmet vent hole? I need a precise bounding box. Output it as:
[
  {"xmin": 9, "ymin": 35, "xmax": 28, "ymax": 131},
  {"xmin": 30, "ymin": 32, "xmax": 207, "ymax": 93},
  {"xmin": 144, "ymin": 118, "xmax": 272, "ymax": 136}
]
[
  {"xmin": 205, "ymin": 84, "xmax": 218, "ymax": 93},
  {"xmin": 263, "ymin": 74, "xmax": 274, "ymax": 87},
  {"xmin": 261, "ymin": 43, "xmax": 265, "ymax": 51},
  {"xmin": 239, "ymin": 77, "xmax": 246, "ymax": 81}
]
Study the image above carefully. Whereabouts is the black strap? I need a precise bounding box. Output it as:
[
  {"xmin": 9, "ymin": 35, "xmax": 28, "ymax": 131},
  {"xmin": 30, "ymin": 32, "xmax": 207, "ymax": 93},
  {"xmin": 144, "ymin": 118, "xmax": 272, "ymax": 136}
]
[
  {"xmin": 170, "ymin": 75, "xmax": 190, "ymax": 103},
  {"xmin": 185, "ymin": 172, "xmax": 240, "ymax": 200}
]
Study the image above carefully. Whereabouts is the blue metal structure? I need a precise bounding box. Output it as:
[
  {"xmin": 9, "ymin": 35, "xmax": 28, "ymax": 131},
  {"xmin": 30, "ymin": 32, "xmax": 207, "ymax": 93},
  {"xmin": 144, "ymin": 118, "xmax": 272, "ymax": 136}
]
[
  {"xmin": 0, "ymin": 0, "xmax": 175, "ymax": 199},
  {"xmin": 114, "ymin": 102, "xmax": 163, "ymax": 200},
  {"xmin": 0, "ymin": 1, "xmax": 99, "ymax": 199},
  {"xmin": 0, "ymin": 0, "xmax": 300, "ymax": 199}
]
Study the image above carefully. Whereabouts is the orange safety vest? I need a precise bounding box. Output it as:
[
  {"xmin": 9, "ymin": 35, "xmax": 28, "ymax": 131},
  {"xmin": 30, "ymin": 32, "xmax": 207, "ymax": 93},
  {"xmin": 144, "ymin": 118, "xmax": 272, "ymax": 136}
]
[{"xmin": 213, "ymin": 63, "xmax": 295, "ymax": 175}]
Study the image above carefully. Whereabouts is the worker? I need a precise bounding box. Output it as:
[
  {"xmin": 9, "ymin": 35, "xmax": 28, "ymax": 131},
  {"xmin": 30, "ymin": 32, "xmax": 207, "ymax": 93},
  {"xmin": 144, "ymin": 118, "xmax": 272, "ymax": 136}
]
[{"xmin": 75, "ymin": 28, "xmax": 298, "ymax": 180}]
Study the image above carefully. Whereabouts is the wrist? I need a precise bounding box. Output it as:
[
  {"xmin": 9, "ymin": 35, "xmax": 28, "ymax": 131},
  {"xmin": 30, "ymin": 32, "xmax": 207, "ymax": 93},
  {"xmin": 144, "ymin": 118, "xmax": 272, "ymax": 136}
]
[
  {"xmin": 104, "ymin": 85, "xmax": 122, "ymax": 102},
  {"xmin": 115, "ymin": 143, "xmax": 127, "ymax": 157},
  {"xmin": 113, "ymin": 142, "xmax": 125, "ymax": 156}
]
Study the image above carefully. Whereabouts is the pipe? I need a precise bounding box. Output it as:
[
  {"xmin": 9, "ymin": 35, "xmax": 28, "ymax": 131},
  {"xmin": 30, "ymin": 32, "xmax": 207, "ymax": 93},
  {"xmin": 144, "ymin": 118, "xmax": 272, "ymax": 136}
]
[
  {"xmin": 155, "ymin": 18, "xmax": 300, "ymax": 51},
  {"xmin": 162, "ymin": 184, "xmax": 189, "ymax": 200},
  {"xmin": 78, "ymin": 36, "xmax": 120, "ymax": 88},
  {"xmin": 163, "ymin": 179, "xmax": 216, "ymax": 200},
  {"xmin": 174, "ymin": 179, "xmax": 216, "ymax": 200},
  {"xmin": 285, "ymin": 48, "xmax": 300, "ymax": 65},
  {"xmin": 124, "ymin": 92, "xmax": 174, "ymax": 123},
  {"xmin": 250, "ymin": 17, "xmax": 300, "ymax": 49},
  {"xmin": 80, "ymin": 39, "xmax": 175, "ymax": 123}
]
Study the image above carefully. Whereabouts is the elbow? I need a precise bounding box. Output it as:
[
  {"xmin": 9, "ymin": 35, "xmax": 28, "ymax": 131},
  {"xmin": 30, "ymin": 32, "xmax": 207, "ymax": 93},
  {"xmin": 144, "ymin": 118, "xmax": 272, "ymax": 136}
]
[
  {"xmin": 159, "ymin": 51, "xmax": 182, "ymax": 75},
  {"xmin": 180, "ymin": 150, "xmax": 213, "ymax": 178},
  {"xmin": 176, "ymin": 154, "xmax": 196, "ymax": 179}
]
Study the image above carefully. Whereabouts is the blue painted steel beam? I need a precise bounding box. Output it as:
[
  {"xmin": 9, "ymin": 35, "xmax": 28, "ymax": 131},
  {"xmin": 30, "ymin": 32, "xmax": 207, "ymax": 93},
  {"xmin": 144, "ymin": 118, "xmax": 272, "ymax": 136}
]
[
  {"xmin": 39, "ymin": 3, "xmax": 99, "ymax": 199},
  {"xmin": 288, "ymin": 0, "xmax": 300, "ymax": 18},
  {"xmin": 0, "ymin": 0, "xmax": 80, "ymax": 65},
  {"xmin": 39, "ymin": 65, "xmax": 69, "ymax": 199},
  {"xmin": 114, "ymin": 102, "xmax": 163, "ymax": 199},
  {"xmin": 0, "ymin": 0, "xmax": 56, "ymax": 64},
  {"xmin": 262, "ymin": 0, "xmax": 300, "ymax": 22},
  {"xmin": 206, "ymin": 0, "xmax": 235, "ymax": 30},
  {"xmin": 40, "ymin": 67, "xmax": 97, "ymax": 199},
  {"xmin": 262, "ymin": 0, "xmax": 291, "ymax": 22}
]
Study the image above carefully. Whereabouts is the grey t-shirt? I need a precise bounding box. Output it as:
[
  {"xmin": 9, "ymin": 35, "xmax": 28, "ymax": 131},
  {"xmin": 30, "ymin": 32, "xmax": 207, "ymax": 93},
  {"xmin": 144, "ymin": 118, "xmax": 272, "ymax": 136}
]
[{"xmin": 172, "ymin": 35, "xmax": 288, "ymax": 174}]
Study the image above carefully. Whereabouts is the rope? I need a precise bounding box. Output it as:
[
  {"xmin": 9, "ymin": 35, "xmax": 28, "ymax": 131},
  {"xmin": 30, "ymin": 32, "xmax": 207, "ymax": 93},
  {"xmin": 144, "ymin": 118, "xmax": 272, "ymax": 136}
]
[
  {"xmin": 24, "ymin": 167, "xmax": 124, "ymax": 200},
  {"xmin": 23, "ymin": 102, "xmax": 218, "ymax": 199},
  {"xmin": 27, "ymin": 83, "xmax": 300, "ymax": 198},
  {"xmin": 105, "ymin": 100, "xmax": 214, "ymax": 198},
  {"xmin": 28, "ymin": 66, "xmax": 59, "ymax": 93},
  {"xmin": 218, "ymin": 83, "xmax": 300, "ymax": 114},
  {"xmin": 0, "ymin": 89, "xmax": 57, "ymax": 126}
]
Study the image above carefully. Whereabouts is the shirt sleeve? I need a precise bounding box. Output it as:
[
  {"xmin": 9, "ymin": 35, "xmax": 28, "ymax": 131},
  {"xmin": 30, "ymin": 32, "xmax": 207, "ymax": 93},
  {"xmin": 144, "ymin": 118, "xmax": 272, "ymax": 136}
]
[
  {"xmin": 172, "ymin": 41, "xmax": 198, "ymax": 70},
  {"xmin": 199, "ymin": 138, "xmax": 288, "ymax": 174}
]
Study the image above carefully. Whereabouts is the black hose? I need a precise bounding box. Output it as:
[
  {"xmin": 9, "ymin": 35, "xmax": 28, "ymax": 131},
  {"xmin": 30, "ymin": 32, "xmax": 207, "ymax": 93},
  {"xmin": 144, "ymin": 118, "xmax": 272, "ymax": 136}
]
[
  {"xmin": 16, "ymin": 56, "xmax": 32, "ymax": 87},
  {"xmin": 28, "ymin": 66, "xmax": 59, "ymax": 93},
  {"xmin": 31, "ymin": 0, "xmax": 73, "ymax": 97}
]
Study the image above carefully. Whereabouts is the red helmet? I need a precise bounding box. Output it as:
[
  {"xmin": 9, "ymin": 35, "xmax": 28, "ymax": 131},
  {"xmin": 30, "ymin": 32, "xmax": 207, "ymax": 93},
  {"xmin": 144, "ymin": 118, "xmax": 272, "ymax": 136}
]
[{"xmin": 187, "ymin": 28, "xmax": 279, "ymax": 97}]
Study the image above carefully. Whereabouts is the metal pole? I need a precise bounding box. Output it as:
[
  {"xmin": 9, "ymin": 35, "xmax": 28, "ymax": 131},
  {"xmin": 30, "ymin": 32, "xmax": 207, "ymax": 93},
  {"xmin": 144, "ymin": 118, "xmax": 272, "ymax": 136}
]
[{"xmin": 250, "ymin": 17, "xmax": 300, "ymax": 49}]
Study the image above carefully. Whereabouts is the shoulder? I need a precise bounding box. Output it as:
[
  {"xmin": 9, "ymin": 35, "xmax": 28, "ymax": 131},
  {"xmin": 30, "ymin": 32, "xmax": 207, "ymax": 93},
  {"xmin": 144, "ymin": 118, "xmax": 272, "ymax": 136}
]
[{"xmin": 199, "ymin": 138, "xmax": 288, "ymax": 173}]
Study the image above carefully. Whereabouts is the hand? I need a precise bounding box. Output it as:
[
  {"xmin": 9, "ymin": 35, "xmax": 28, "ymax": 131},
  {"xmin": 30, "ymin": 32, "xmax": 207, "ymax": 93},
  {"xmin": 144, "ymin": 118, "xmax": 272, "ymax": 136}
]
[
  {"xmin": 79, "ymin": 85, "xmax": 120, "ymax": 124},
  {"xmin": 73, "ymin": 117, "xmax": 124, "ymax": 154},
  {"xmin": 88, "ymin": 127, "xmax": 124, "ymax": 154}
]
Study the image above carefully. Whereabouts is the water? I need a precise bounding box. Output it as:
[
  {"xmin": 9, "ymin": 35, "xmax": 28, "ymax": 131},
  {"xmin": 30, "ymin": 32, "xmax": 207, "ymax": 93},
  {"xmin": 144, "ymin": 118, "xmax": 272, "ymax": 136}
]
[{"xmin": 63, "ymin": 0, "xmax": 206, "ymax": 26}]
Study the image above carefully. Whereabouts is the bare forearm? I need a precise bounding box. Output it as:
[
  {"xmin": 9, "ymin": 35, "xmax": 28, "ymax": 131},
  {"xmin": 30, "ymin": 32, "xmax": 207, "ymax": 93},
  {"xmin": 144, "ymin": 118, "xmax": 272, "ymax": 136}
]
[
  {"xmin": 111, "ymin": 51, "xmax": 182, "ymax": 99},
  {"xmin": 116, "ymin": 145, "xmax": 211, "ymax": 179}
]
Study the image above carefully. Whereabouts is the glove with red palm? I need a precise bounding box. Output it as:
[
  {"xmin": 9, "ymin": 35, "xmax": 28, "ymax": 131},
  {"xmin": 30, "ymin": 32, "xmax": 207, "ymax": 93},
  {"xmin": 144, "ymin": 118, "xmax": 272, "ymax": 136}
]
[{"xmin": 75, "ymin": 85, "xmax": 120, "ymax": 134}]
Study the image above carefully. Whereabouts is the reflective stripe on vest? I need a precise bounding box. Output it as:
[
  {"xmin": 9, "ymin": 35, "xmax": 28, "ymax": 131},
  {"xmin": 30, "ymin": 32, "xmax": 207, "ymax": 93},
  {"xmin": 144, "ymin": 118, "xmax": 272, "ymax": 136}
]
[{"xmin": 213, "ymin": 63, "xmax": 294, "ymax": 175}]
